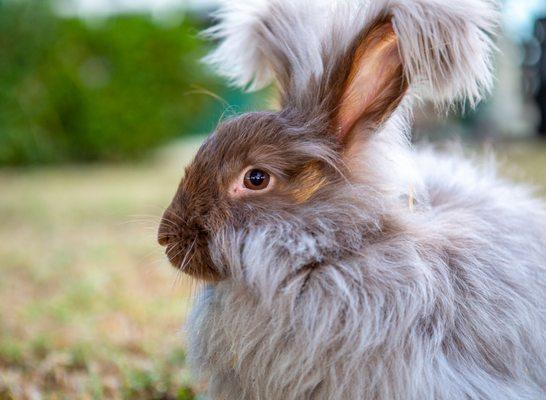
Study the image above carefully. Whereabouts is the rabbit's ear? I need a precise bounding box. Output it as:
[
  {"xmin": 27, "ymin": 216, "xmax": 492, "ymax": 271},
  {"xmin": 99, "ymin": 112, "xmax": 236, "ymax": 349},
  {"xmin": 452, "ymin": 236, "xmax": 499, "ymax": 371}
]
[
  {"xmin": 334, "ymin": 20, "xmax": 407, "ymax": 142},
  {"xmin": 205, "ymin": 0, "xmax": 498, "ymax": 118}
]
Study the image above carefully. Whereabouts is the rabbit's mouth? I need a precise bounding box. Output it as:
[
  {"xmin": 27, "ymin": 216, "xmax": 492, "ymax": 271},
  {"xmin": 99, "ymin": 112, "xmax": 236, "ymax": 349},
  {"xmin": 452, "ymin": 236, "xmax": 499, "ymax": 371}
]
[
  {"xmin": 159, "ymin": 228, "xmax": 223, "ymax": 282},
  {"xmin": 163, "ymin": 239, "xmax": 195, "ymax": 271}
]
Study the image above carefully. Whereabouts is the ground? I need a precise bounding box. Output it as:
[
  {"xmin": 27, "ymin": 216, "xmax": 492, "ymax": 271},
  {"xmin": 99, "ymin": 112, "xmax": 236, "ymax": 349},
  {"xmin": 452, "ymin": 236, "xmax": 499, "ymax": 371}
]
[{"xmin": 0, "ymin": 138, "xmax": 545, "ymax": 399}]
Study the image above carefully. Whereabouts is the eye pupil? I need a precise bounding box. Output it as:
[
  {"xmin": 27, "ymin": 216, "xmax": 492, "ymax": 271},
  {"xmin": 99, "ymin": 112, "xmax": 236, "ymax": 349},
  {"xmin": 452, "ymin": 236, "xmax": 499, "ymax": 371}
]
[
  {"xmin": 244, "ymin": 168, "xmax": 270, "ymax": 190},
  {"xmin": 249, "ymin": 170, "xmax": 265, "ymax": 185}
]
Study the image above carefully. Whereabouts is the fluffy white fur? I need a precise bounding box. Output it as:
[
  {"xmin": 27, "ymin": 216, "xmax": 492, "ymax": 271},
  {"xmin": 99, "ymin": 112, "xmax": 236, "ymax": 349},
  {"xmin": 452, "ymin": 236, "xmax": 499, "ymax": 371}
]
[
  {"xmin": 204, "ymin": 0, "xmax": 498, "ymax": 106},
  {"xmin": 188, "ymin": 153, "xmax": 546, "ymax": 399},
  {"xmin": 188, "ymin": 1, "xmax": 546, "ymax": 399}
]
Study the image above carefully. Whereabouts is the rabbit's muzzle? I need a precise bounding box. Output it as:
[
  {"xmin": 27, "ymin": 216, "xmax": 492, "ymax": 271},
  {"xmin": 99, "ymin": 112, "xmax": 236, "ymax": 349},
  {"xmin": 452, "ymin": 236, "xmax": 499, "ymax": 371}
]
[{"xmin": 157, "ymin": 206, "xmax": 220, "ymax": 281}]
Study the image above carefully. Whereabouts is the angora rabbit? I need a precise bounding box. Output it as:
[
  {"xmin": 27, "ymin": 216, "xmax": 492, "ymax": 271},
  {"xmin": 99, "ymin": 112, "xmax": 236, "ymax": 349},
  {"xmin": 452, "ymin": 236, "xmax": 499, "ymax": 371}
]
[{"xmin": 157, "ymin": 0, "xmax": 546, "ymax": 398}]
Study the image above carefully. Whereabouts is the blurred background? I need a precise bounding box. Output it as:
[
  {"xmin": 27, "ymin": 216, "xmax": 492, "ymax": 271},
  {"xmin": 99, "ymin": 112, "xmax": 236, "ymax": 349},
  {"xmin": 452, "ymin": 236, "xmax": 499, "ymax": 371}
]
[{"xmin": 0, "ymin": 0, "xmax": 545, "ymax": 398}]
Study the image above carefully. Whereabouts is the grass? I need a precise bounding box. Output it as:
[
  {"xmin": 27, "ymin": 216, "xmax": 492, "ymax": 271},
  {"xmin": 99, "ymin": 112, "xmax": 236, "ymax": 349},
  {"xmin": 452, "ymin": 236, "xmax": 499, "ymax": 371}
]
[
  {"xmin": 0, "ymin": 137, "xmax": 545, "ymax": 399},
  {"xmin": 0, "ymin": 138, "xmax": 203, "ymax": 399}
]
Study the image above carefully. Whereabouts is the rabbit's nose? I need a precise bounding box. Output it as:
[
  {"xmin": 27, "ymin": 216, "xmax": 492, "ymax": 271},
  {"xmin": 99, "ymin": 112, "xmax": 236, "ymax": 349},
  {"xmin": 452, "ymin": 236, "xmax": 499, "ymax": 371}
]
[
  {"xmin": 157, "ymin": 233, "xmax": 171, "ymax": 247},
  {"xmin": 157, "ymin": 215, "xmax": 177, "ymax": 246}
]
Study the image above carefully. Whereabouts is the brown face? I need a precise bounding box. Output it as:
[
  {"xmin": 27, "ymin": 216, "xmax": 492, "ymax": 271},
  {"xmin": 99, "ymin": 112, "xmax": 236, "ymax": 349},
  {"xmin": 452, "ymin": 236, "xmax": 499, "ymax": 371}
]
[
  {"xmin": 157, "ymin": 112, "xmax": 339, "ymax": 281},
  {"xmin": 158, "ymin": 19, "xmax": 408, "ymax": 282}
]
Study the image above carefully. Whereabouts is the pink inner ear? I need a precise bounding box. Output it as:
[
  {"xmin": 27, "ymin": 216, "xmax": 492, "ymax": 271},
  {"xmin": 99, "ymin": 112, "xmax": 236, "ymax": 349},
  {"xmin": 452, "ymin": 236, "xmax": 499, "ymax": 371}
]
[{"xmin": 337, "ymin": 23, "xmax": 404, "ymax": 141}]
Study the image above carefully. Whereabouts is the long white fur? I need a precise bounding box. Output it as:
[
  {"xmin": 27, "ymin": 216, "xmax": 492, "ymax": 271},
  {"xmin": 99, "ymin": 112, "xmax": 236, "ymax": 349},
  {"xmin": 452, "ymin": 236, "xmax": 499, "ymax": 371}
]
[
  {"xmin": 189, "ymin": 1, "xmax": 546, "ymax": 399},
  {"xmin": 204, "ymin": 0, "xmax": 498, "ymax": 106},
  {"xmin": 203, "ymin": 0, "xmax": 327, "ymax": 92},
  {"xmin": 188, "ymin": 152, "xmax": 546, "ymax": 399}
]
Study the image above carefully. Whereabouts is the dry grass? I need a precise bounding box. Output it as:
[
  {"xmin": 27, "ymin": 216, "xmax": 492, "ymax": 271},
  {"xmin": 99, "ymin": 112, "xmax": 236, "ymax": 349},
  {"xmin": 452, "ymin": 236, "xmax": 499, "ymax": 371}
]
[
  {"xmin": 0, "ymin": 139, "xmax": 203, "ymax": 400},
  {"xmin": 0, "ymin": 138, "xmax": 545, "ymax": 399}
]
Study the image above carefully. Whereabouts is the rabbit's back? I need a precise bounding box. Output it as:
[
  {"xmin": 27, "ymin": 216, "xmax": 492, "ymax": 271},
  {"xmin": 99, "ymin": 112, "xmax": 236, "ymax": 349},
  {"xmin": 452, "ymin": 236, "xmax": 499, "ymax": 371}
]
[{"xmin": 411, "ymin": 149, "xmax": 546, "ymax": 396}]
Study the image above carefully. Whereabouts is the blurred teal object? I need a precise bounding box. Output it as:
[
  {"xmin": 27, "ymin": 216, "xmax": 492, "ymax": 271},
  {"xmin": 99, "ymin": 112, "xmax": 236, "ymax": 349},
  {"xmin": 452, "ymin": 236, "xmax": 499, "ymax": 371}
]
[{"xmin": 0, "ymin": 0, "xmax": 261, "ymax": 165}]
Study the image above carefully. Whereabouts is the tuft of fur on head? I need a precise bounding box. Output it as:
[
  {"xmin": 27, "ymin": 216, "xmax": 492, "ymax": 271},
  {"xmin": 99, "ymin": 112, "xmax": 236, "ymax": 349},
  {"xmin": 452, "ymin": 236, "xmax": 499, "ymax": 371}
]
[
  {"xmin": 203, "ymin": 0, "xmax": 331, "ymax": 95},
  {"xmin": 204, "ymin": 0, "xmax": 498, "ymax": 107},
  {"xmin": 389, "ymin": 0, "xmax": 498, "ymax": 107}
]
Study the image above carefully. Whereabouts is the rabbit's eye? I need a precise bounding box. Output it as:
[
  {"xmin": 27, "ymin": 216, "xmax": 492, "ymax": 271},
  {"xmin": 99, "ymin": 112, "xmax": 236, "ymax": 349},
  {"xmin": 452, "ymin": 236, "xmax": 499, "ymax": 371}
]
[{"xmin": 244, "ymin": 169, "xmax": 270, "ymax": 190}]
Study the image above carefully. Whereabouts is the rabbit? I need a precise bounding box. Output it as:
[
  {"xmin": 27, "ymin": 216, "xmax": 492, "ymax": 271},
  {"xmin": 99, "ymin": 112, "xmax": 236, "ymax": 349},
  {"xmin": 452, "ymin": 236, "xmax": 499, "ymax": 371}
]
[{"xmin": 157, "ymin": 0, "xmax": 546, "ymax": 399}]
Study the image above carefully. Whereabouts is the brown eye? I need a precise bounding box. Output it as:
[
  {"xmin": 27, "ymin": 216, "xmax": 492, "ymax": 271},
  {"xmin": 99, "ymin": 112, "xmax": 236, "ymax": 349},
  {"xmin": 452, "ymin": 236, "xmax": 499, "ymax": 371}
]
[{"xmin": 244, "ymin": 168, "xmax": 270, "ymax": 190}]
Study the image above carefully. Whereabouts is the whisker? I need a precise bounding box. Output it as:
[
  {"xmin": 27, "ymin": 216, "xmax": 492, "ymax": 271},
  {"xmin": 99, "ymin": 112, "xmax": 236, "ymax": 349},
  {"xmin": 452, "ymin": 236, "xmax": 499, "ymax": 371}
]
[
  {"xmin": 157, "ymin": 229, "xmax": 176, "ymax": 239},
  {"xmin": 146, "ymin": 255, "xmax": 169, "ymax": 271},
  {"xmin": 156, "ymin": 220, "xmax": 179, "ymax": 231},
  {"xmin": 179, "ymin": 238, "xmax": 197, "ymax": 271},
  {"xmin": 172, "ymin": 267, "xmax": 183, "ymax": 292},
  {"xmin": 166, "ymin": 245, "xmax": 184, "ymax": 258},
  {"xmin": 164, "ymin": 209, "xmax": 185, "ymax": 223},
  {"xmin": 181, "ymin": 252, "xmax": 196, "ymax": 273},
  {"xmin": 173, "ymin": 252, "xmax": 195, "ymax": 291},
  {"xmin": 169, "ymin": 237, "xmax": 197, "ymax": 292},
  {"xmin": 185, "ymin": 85, "xmax": 229, "ymax": 107},
  {"xmin": 218, "ymin": 104, "xmax": 239, "ymax": 124}
]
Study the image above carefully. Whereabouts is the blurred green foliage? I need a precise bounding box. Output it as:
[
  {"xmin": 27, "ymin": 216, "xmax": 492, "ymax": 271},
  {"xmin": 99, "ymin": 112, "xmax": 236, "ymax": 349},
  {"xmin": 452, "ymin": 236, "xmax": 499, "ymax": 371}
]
[{"xmin": 0, "ymin": 1, "xmax": 252, "ymax": 165}]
